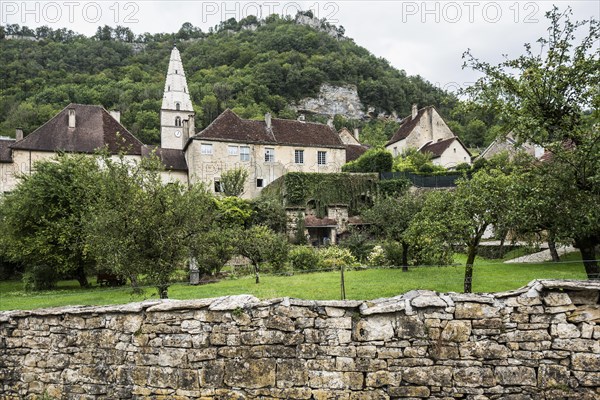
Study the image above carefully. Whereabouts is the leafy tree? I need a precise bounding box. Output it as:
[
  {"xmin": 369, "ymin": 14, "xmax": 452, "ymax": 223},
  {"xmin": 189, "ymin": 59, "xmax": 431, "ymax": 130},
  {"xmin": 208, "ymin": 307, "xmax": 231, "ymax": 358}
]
[
  {"xmin": 237, "ymin": 225, "xmax": 289, "ymax": 284},
  {"xmin": 85, "ymin": 155, "xmax": 215, "ymax": 298},
  {"xmin": 0, "ymin": 154, "xmax": 100, "ymax": 288},
  {"xmin": 463, "ymin": 6, "xmax": 600, "ymax": 279},
  {"xmin": 342, "ymin": 148, "xmax": 393, "ymax": 173},
  {"xmin": 362, "ymin": 191, "xmax": 424, "ymax": 271},
  {"xmin": 220, "ymin": 167, "xmax": 249, "ymax": 197},
  {"xmin": 250, "ymin": 196, "xmax": 287, "ymax": 233},
  {"xmin": 407, "ymin": 170, "xmax": 514, "ymax": 292},
  {"xmin": 393, "ymin": 148, "xmax": 444, "ymax": 173}
]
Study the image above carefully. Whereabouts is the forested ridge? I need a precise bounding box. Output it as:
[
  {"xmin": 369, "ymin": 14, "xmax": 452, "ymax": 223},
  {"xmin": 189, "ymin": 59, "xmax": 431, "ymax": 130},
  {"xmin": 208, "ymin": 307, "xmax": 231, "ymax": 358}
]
[{"xmin": 0, "ymin": 13, "xmax": 494, "ymax": 147}]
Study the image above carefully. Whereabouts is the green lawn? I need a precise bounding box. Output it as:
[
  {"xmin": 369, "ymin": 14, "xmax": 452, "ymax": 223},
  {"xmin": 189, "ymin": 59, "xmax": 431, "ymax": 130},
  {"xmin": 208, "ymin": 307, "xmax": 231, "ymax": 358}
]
[{"xmin": 0, "ymin": 253, "xmax": 588, "ymax": 311}]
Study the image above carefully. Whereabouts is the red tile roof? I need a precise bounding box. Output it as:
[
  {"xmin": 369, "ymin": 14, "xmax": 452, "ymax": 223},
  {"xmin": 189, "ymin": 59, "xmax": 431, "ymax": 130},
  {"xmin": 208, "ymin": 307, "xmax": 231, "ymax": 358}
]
[
  {"xmin": 0, "ymin": 137, "xmax": 15, "ymax": 163},
  {"xmin": 386, "ymin": 106, "xmax": 431, "ymax": 146},
  {"xmin": 142, "ymin": 145, "xmax": 188, "ymax": 171},
  {"xmin": 420, "ymin": 137, "xmax": 472, "ymax": 158},
  {"xmin": 345, "ymin": 144, "xmax": 370, "ymax": 162},
  {"xmin": 11, "ymin": 104, "xmax": 143, "ymax": 155},
  {"xmin": 304, "ymin": 215, "xmax": 338, "ymax": 227},
  {"xmin": 195, "ymin": 109, "xmax": 344, "ymax": 148}
]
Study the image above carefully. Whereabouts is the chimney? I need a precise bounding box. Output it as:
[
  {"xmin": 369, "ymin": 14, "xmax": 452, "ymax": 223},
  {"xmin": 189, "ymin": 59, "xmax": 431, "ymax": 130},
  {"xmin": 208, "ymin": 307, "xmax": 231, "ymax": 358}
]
[
  {"xmin": 188, "ymin": 114, "xmax": 195, "ymax": 136},
  {"xmin": 68, "ymin": 108, "xmax": 76, "ymax": 128},
  {"xmin": 411, "ymin": 104, "xmax": 418, "ymax": 120},
  {"xmin": 15, "ymin": 128, "xmax": 23, "ymax": 141},
  {"xmin": 182, "ymin": 119, "xmax": 189, "ymax": 138},
  {"xmin": 297, "ymin": 114, "xmax": 305, "ymax": 122},
  {"xmin": 265, "ymin": 113, "xmax": 272, "ymax": 130},
  {"xmin": 326, "ymin": 116, "xmax": 334, "ymax": 128},
  {"xmin": 109, "ymin": 110, "xmax": 121, "ymax": 123},
  {"xmin": 353, "ymin": 128, "xmax": 360, "ymax": 142}
]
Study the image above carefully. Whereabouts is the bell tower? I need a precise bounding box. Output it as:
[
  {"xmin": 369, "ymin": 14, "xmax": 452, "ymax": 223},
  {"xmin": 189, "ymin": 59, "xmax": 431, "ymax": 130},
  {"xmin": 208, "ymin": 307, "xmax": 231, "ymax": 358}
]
[{"xmin": 161, "ymin": 45, "xmax": 194, "ymax": 149}]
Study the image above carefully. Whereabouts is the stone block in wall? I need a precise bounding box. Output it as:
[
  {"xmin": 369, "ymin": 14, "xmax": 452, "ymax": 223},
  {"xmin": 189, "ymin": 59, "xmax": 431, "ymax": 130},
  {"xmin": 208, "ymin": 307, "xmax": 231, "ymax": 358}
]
[
  {"xmin": 453, "ymin": 367, "xmax": 496, "ymax": 387},
  {"xmin": 224, "ymin": 359, "xmax": 277, "ymax": 389},
  {"xmin": 567, "ymin": 290, "xmax": 599, "ymax": 305},
  {"xmin": 276, "ymin": 359, "xmax": 309, "ymax": 388},
  {"xmin": 307, "ymin": 370, "xmax": 364, "ymax": 390},
  {"xmin": 365, "ymin": 370, "xmax": 400, "ymax": 387},
  {"xmin": 353, "ymin": 316, "xmax": 394, "ymax": 341},
  {"xmin": 388, "ymin": 385, "xmax": 430, "ymax": 398},
  {"xmin": 567, "ymin": 305, "xmax": 600, "ymax": 323},
  {"xmin": 401, "ymin": 366, "xmax": 453, "ymax": 386},
  {"xmin": 538, "ymin": 364, "xmax": 570, "ymax": 388},
  {"xmin": 455, "ymin": 302, "xmax": 501, "ymax": 319},
  {"xmin": 572, "ymin": 371, "xmax": 600, "ymax": 387},
  {"xmin": 543, "ymin": 292, "xmax": 573, "ymax": 306},
  {"xmin": 441, "ymin": 320, "xmax": 472, "ymax": 342},
  {"xmin": 395, "ymin": 315, "xmax": 426, "ymax": 339},
  {"xmin": 495, "ymin": 366, "xmax": 536, "ymax": 386},
  {"xmin": 571, "ymin": 353, "xmax": 600, "ymax": 372}
]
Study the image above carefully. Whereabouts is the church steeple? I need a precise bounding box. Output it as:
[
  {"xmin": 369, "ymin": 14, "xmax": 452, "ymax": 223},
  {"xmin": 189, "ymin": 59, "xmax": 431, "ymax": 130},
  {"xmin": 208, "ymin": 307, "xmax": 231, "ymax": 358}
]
[{"xmin": 161, "ymin": 45, "xmax": 194, "ymax": 150}]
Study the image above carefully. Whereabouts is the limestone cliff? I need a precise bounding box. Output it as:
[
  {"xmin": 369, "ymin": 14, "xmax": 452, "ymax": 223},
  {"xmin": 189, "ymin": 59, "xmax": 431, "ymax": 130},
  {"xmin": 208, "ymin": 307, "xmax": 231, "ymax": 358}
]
[{"xmin": 294, "ymin": 83, "xmax": 365, "ymax": 119}]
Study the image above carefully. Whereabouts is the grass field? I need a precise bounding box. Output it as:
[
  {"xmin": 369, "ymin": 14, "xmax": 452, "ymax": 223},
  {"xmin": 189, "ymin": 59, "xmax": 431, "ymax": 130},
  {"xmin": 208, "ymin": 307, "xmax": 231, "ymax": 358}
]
[{"xmin": 0, "ymin": 253, "xmax": 588, "ymax": 311}]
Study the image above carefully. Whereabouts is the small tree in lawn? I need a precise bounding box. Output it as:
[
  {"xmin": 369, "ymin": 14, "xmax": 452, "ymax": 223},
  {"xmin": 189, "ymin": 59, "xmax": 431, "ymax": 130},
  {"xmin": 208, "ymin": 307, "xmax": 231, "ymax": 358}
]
[
  {"xmin": 220, "ymin": 167, "xmax": 249, "ymax": 197},
  {"xmin": 237, "ymin": 225, "xmax": 289, "ymax": 284},
  {"xmin": 407, "ymin": 170, "xmax": 514, "ymax": 292},
  {"xmin": 86, "ymin": 154, "xmax": 215, "ymax": 298},
  {"xmin": 362, "ymin": 191, "xmax": 424, "ymax": 271}
]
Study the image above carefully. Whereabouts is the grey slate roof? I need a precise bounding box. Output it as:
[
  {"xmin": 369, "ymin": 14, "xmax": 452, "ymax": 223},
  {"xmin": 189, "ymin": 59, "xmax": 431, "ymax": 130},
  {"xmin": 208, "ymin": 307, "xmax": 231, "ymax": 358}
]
[{"xmin": 0, "ymin": 137, "xmax": 15, "ymax": 163}]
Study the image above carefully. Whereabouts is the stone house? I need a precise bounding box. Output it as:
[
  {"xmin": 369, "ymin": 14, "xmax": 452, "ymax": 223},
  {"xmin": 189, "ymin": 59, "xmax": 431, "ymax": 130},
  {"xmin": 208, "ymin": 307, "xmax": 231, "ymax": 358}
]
[
  {"xmin": 338, "ymin": 127, "xmax": 370, "ymax": 163},
  {"xmin": 479, "ymin": 132, "xmax": 544, "ymax": 160},
  {"xmin": 385, "ymin": 105, "xmax": 472, "ymax": 168},
  {"xmin": 185, "ymin": 109, "xmax": 347, "ymax": 199},
  {"xmin": 0, "ymin": 104, "xmax": 188, "ymax": 195}
]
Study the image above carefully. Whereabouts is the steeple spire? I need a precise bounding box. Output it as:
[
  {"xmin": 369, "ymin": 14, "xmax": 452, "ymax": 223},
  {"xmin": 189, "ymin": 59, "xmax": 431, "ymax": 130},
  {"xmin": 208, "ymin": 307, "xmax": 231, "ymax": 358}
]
[{"xmin": 161, "ymin": 46, "xmax": 195, "ymax": 150}]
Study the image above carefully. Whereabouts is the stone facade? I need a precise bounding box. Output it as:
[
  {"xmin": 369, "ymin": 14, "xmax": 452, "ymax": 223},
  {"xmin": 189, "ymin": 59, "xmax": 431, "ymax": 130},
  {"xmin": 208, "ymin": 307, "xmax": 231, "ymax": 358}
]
[{"xmin": 1, "ymin": 280, "xmax": 599, "ymax": 399}]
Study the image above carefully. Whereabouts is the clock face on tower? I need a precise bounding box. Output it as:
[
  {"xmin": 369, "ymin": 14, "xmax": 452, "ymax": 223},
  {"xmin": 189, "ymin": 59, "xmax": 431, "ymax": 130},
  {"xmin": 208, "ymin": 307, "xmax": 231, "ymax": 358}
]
[{"xmin": 175, "ymin": 130, "xmax": 181, "ymax": 138}]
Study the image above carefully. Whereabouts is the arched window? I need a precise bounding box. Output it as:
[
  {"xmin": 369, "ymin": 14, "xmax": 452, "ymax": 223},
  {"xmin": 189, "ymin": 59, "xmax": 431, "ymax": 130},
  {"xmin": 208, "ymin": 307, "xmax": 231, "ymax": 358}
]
[
  {"xmin": 175, "ymin": 116, "xmax": 182, "ymax": 127},
  {"xmin": 176, "ymin": 102, "xmax": 180, "ymax": 111}
]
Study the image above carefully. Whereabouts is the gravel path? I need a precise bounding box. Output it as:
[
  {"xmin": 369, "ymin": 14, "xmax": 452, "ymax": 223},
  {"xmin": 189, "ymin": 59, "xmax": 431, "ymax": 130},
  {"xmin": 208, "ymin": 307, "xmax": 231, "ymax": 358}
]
[{"xmin": 504, "ymin": 246, "xmax": 577, "ymax": 263}]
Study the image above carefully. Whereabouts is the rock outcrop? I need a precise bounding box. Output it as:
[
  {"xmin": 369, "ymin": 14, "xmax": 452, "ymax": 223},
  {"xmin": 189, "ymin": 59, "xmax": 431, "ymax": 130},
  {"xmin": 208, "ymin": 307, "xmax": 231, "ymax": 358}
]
[{"xmin": 294, "ymin": 83, "xmax": 365, "ymax": 119}]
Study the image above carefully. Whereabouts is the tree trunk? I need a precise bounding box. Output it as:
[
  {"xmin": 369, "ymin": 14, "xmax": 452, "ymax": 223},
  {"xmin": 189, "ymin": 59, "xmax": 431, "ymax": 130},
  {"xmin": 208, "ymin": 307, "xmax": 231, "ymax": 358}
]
[
  {"xmin": 75, "ymin": 265, "xmax": 89, "ymax": 288},
  {"xmin": 575, "ymin": 237, "xmax": 599, "ymax": 280},
  {"xmin": 158, "ymin": 284, "xmax": 169, "ymax": 299},
  {"xmin": 401, "ymin": 242, "xmax": 409, "ymax": 272},
  {"xmin": 129, "ymin": 275, "xmax": 142, "ymax": 295},
  {"xmin": 254, "ymin": 263, "xmax": 260, "ymax": 284},
  {"xmin": 548, "ymin": 239, "xmax": 560, "ymax": 262},
  {"xmin": 464, "ymin": 245, "xmax": 477, "ymax": 293}
]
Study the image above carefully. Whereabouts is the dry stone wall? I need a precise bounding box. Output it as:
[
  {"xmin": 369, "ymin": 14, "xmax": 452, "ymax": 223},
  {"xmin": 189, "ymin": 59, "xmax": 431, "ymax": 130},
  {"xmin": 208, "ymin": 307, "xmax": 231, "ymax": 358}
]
[{"xmin": 1, "ymin": 280, "xmax": 599, "ymax": 399}]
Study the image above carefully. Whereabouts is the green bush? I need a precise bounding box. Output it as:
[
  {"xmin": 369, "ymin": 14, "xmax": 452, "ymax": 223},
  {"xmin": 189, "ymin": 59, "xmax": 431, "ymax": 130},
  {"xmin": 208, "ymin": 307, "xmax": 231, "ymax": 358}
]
[
  {"xmin": 342, "ymin": 149, "xmax": 393, "ymax": 173},
  {"xmin": 339, "ymin": 231, "xmax": 375, "ymax": 262},
  {"xmin": 288, "ymin": 246, "xmax": 320, "ymax": 271},
  {"xmin": 377, "ymin": 178, "xmax": 411, "ymax": 197},
  {"xmin": 23, "ymin": 265, "xmax": 59, "ymax": 291},
  {"xmin": 382, "ymin": 241, "xmax": 405, "ymax": 267},
  {"xmin": 318, "ymin": 246, "xmax": 357, "ymax": 270},
  {"xmin": 367, "ymin": 245, "xmax": 387, "ymax": 266}
]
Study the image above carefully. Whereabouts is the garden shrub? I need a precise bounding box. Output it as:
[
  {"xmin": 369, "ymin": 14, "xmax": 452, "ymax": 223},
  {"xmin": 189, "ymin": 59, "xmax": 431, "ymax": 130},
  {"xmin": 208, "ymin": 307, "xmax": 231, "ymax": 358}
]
[
  {"xmin": 318, "ymin": 246, "xmax": 357, "ymax": 270},
  {"xmin": 288, "ymin": 246, "xmax": 320, "ymax": 271},
  {"xmin": 367, "ymin": 245, "xmax": 387, "ymax": 266},
  {"xmin": 342, "ymin": 148, "xmax": 393, "ymax": 173},
  {"xmin": 22, "ymin": 264, "xmax": 59, "ymax": 291},
  {"xmin": 340, "ymin": 230, "xmax": 375, "ymax": 263}
]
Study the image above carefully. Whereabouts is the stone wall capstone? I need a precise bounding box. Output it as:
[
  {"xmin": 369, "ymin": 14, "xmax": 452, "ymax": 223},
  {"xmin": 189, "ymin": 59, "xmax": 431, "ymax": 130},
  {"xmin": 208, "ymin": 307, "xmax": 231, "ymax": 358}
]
[{"xmin": 1, "ymin": 280, "xmax": 599, "ymax": 399}]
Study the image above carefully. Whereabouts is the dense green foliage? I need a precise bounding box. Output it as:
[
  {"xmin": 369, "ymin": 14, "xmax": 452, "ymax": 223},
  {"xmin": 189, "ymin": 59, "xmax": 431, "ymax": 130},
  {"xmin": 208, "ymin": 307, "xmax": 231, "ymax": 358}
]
[
  {"xmin": 261, "ymin": 172, "xmax": 379, "ymax": 216},
  {"xmin": 341, "ymin": 148, "xmax": 393, "ymax": 173},
  {"xmin": 0, "ymin": 154, "xmax": 101, "ymax": 289},
  {"xmin": 2, "ymin": 14, "xmax": 468, "ymax": 145}
]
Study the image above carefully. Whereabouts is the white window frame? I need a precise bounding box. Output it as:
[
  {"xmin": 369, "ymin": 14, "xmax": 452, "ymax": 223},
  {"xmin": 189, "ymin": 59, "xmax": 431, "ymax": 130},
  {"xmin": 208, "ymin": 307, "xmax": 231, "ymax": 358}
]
[
  {"xmin": 240, "ymin": 146, "xmax": 250, "ymax": 162},
  {"xmin": 295, "ymin": 149, "xmax": 304, "ymax": 164},
  {"xmin": 201, "ymin": 143, "xmax": 213, "ymax": 155},
  {"xmin": 317, "ymin": 151, "xmax": 327, "ymax": 165},
  {"xmin": 228, "ymin": 145, "xmax": 238, "ymax": 156},
  {"xmin": 265, "ymin": 148, "xmax": 275, "ymax": 163}
]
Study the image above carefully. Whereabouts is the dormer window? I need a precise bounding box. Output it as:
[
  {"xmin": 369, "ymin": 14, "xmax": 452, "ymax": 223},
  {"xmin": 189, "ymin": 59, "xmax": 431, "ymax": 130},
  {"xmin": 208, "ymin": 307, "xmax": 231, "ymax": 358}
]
[
  {"xmin": 176, "ymin": 102, "xmax": 180, "ymax": 111},
  {"xmin": 175, "ymin": 116, "xmax": 182, "ymax": 127}
]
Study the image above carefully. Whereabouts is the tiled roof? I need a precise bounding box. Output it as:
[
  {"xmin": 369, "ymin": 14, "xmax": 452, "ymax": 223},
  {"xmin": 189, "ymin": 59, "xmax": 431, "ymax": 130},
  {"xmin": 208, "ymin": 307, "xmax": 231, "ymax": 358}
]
[
  {"xmin": 304, "ymin": 215, "xmax": 338, "ymax": 228},
  {"xmin": 386, "ymin": 106, "xmax": 430, "ymax": 146},
  {"xmin": 195, "ymin": 109, "xmax": 344, "ymax": 148},
  {"xmin": 10, "ymin": 104, "xmax": 143, "ymax": 155},
  {"xmin": 0, "ymin": 137, "xmax": 15, "ymax": 163},
  {"xmin": 345, "ymin": 144, "xmax": 369, "ymax": 163},
  {"xmin": 142, "ymin": 145, "xmax": 188, "ymax": 171},
  {"xmin": 420, "ymin": 137, "xmax": 472, "ymax": 158}
]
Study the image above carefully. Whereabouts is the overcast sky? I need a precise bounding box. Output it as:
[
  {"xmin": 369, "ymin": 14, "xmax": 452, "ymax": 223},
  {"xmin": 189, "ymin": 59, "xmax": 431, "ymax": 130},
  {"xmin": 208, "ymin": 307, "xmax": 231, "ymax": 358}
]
[{"xmin": 2, "ymin": 1, "xmax": 598, "ymax": 92}]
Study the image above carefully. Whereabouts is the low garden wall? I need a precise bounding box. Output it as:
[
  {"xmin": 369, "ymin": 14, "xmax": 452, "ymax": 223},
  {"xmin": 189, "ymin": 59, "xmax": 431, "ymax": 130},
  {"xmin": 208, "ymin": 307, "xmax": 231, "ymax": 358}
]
[{"xmin": 1, "ymin": 280, "xmax": 599, "ymax": 399}]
